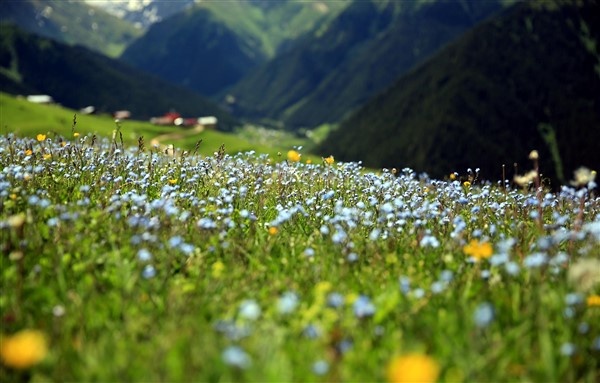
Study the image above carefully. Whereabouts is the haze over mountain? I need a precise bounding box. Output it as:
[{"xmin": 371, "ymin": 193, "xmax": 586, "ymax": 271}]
[
  {"xmin": 120, "ymin": 0, "xmax": 348, "ymax": 97},
  {"xmin": 318, "ymin": 0, "xmax": 600, "ymax": 186},
  {"xmin": 226, "ymin": 0, "xmax": 512, "ymax": 128},
  {"xmin": 0, "ymin": 0, "xmax": 142, "ymax": 57},
  {"xmin": 84, "ymin": 0, "xmax": 196, "ymax": 28},
  {"xmin": 0, "ymin": 25, "xmax": 236, "ymax": 128}
]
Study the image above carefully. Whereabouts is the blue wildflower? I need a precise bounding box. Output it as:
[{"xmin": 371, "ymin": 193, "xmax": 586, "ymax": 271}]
[
  {"xmin": 238, "ymin": 299, "xmax": 261, "ymax": 320},
  {"xmin": 353, "ymin": 295, "xmax": 375, "ymax": 318},
  {"xmin": 327, "ymin": 292, "xmax": 345, "ymax": 308},
  {"xmin": 277, "ymin": 292, "xmax": 299, "ymax": 314},
  {"xmin": 560, "ymin": 342, "xmax": 576, "ymax": 356},
  {"xmin": 312, "ymin": 360, "xmax": 329, "ymax": 375},
  {"xmin": 473, "ymin": 302, "xmax": 494, "ymax": 328},
  {"xmin": 222, "ymin": 346, "xmax": 251, "ymax": 369},
  {"xmin": 137, "ymin": 249, "xmax": 152, "ymax": 262},
  {"xmin": 142, "ymin": 265, "xmax": 156, "ymax": 279}
]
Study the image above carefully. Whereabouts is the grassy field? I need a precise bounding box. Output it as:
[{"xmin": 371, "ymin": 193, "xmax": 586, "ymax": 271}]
[
  {"xmin": 0, "ymin": 92, "xmax": 320, "ymax": 162},
  {"xmin": 0, "ymin": 130, "xmax": 598, "ymax": 382}
]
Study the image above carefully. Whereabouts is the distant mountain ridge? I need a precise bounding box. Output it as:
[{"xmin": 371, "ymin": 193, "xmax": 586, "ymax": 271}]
[
  {"xmin": 0, "ymin": 25, "xmax": 237, "ymax": 129},
  {"xmin": 0, "ymin": 0, "xmax": 142, "ymax": 57},
  {"xmin": 226, "ymin": 0, "xmax": 512, "ymax": 128},
  {"xmin": 120, "ymin": 0, "xmax": 349, "ymax": 97},
  {"xmin": 318, "ymin": 0, "xmax": 600, "ymax": 186}
]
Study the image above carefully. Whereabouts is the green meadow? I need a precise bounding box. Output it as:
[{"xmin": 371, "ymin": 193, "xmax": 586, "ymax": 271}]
[
  {"xmin": 0, "ymin": 93, "xmax": 316, "ymax": 162},
  {"xmin": 0, "ymin": 96, "xmax": 599, "ymax": 382}
]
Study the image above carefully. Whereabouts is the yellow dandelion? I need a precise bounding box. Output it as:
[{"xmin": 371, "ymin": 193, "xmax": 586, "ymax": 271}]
[
  {"xmin": 42, "ymin": 153, "xmax": 52, "ymax": 160},
  {"xmin": 463, "ymin": 181, "xmax": 471, "ymax": 188},
  {"xmin": 287, "ymin": 150, "xmax": 301, "ymax": 162},
  {"xmin": 268, "ymin": 226, "xmax": 279, "ymax": 236},
  {"xmin": 587, "ymin": 294, "xmax": 600, "ymax": 307},
  {"xmin": 306, "ymin": 159, "xmax": 312, "ymax": 164},
  {"xmin": 36, "ymin": 134, "xmax": 46, "ymax": 142},
  {"xmin": 449, "ymin": 173, "xmax": 457, "ymax": 180},
  {"xmin": 386, "ymin": 353, "xmax": 440, "ymax": 383},
  {"xmin": 0, "ymin": 329, "xmax": 48, "ymax": 369},
  {"xmin": 463, "ymin": 239, "xmax": 493, "ymax": 261},
  {"xmin": 323, "ymin": 155, "xmax": 334, "ymax": 165},
  {"xmin": 24, "ymin": 149, "xmax": 33, "ymax": 156},
  {"xmin": 73, "ymin": 132, "xmax": 80, "ymax": 138},
  {"xmin": 168, "ymin": 179, "xmax": 178, "ymax": 185}
]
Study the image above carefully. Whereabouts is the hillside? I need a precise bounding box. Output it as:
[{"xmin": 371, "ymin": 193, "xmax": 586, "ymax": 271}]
[
  {"xmin": 225, "ymin": 0, "xmax": 510, "ymax": 128},
  {"xmin": 0, "ymin": 92, "xmax": 313, "ymax": 160},
  {"xmin": 0, "ymin": 25, "xmax": 237, "ymax": 129},
  {"xmin": 318, "ymin": 0, "xmax": 600, "ymax": 186},
  {"xmin": 0, "ymin": 0, "xmax": 142, "ymax": 57},
  {"xmin": 120, "ymin": 0, "xmax": 348, "ymax": 97}
]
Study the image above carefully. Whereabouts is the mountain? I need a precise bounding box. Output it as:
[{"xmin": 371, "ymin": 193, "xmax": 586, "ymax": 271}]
[
  {"xmin": 317, "ymin": 0, "xmax": 600, "ymax": 186},
  {"xmin": 84, "ymin": 0, "xmax": 196, "ymax": 28},
  {"xmin": 120, "ymin": 0, "xmax": 349, "ymax": 97},
  {"xmin": 0, "ymin": 25, "xmax": 237, "ymax": 129},
  {"xmin": 225, "ymin": 0, "xmax": 511, "ymax": 129},
  {"xmin": 0, "ymin": 0, "xmax": 142, "ymax": 57}
]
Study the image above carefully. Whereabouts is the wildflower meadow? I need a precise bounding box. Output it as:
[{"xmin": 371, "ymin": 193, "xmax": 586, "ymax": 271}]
[{"xmin": 1, "ymin": 132, "xmax": 599, "ymax": 382}]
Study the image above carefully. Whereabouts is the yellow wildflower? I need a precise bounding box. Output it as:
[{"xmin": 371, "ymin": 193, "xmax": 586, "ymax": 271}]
[
  {"xmin": 345, "ymin": 292, "xmax": 359, "ymax": 305},
  {"xmin": 24, "ymin": 149, "xmax": 33, "ymax": 156},
  {"xmin": 36, "ymin": 134, "xmax": 46, "ymax": 142},
  {"xmin": 73, "ymin": 132, "xmax": 80, "ymax": 138},
  {"xmin": 42, "ymin": 153, "xmax": 51, "ymax": 160},
  {"xmin": 528, "ymin": 150, "xmax": 539, "ymax": 160},
  {"xmin": 323, "ymin": 155, "xmax": 334, "ymax": 165},
  {"xmin": 7, "ymin": 214, "xmax": 26, "ymax": 228},
  {"xmin": 168, "ymin": 179, "xmax": 178, "ymax": 185},
  {"xmin": 449, "ymin": 173, "xmax": 456, "ymax": 180},
  {"xmin": 287, "ymin": 150, "xmax": 301, "ymax": 162},
  {"xmin": 314, "ymin": 281, "xmax": 332, "ymax": 295},
  {"xmin": 211, "ymin": 261, "xmax": 225, "ymax": 278},
  {"xmin": 268, "ymin": 226, "xmax": 279, "ymax": 236},
  {"xmin": 571, "ymin": 167, "xmax": 596, "ymax": 187},
  {"xmin": 463, "ymin": 181, "xmax": 471, "ymax": 188},
  {"xmin": 386, "ymin": 353, "xmax": 440, "ymax": 383},
  {"xmin": 514, "ymin": 170, "xmax": 538, "ymax": 187},
  {"xmin": 463, "ymin": 239, "xmax": 493, "ymax": 261},
  {"xmin": 0, "ymin": 329, "xmax": 48, "ymax": 369},
  {"xmin": 306, "ymin": 159, "xmax": 312, "ymax": 164},
  {"xmin": 587, "ymin": 294, "xmax": 600, "ymax": 307}
]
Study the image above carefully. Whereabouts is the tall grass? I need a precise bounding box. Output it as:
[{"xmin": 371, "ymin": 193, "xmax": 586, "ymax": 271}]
[{"xmin": 1, "ymin": 133, "xmax": 599, "ymax": 382}]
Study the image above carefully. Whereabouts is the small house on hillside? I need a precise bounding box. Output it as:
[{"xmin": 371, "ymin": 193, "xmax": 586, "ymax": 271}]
[
  {"xmin": 114, "ymin": 110, "xmax": 131, "ymax": 120},
  {"xmin": 150, "ymin": 112, "xmax": 216, "ymax": 129},
  {"xmin": 150, "ymin": 111, "xmax": 180, "ymax": 126},
  {"xmin": 198, "ymin": 116, "xmax": 218, "ymax": 129},
  {"xmin": 26, "ymin": 95, "xmax": 54, "ymax": 104}
]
